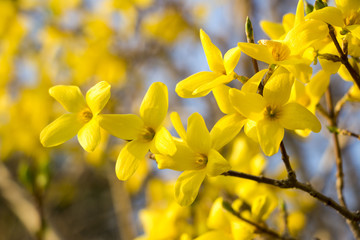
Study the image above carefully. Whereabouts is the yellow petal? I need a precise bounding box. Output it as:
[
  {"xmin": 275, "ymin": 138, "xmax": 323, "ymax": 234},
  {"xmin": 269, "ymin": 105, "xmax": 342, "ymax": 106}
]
[
  {"xmin": 116, "ymin": 140, "xmax": 151, "ymax": 181},
  {"xmin": 318, "ymin": 44, "xmax": 341, "ymax": 74},
  {"xmin": 238, "ymin": 42, "xmax": 274, "ymax": 64},
  {"xmin": 244, "ymin": 120, "xmax": 259, "ymax": 142},
  {"xmin": 281, "ymin": 61, "xmax": 312, "ymax": 83},
  {"xmin": 260, "ymin": 20, "xmax": 285, "ymax": 40},
  {"xmin": 307, "ymin": 70, "xmax": 331, "ymax": 103},
  {"xmin": 206, "ymin": 149, "xmax": 231, "ymax": 177},
  {"xmin": 283, "ymin": 13, "xmax": 296, "ymax": 33},
  {"xmin": 40, "ymin": 113, "xmax": 82, "ymax": 147},
  {"xmin": 210, "ymin": 113, "xmax": 245, "ymax": 150},
  {"xmin": 242, "ymin": 69, "xmax": 268, "ymax": 93},
  {"xmin": 212, "ymin": 84, "xmax": 235, "ymax": 114},
  {"xmin": 279, "ymin": 102, "xmax": 321, "ymax": 132},
  {"xmin": 263, "ymin": 68, "xmax": 293, "ymax": 106},
  {"xmin": 170, "ymin": 112, "xmax": 187, "ymax": 140},
  {"xmin": 175, "ymin": 169, "xmax": 206, "ymax": 206},
  {"xmin": 153, "ymin": 127, "xmax": 177, "ymax": 155},
  {"xmin": 200, "ymin": 29, "xmax": 225, "ymax": 73},
  {"xmin": 294, "ymin": 0, "xmax": 305, "ymax": 27},
  {"xmin": 49, "ymin": 85, "xmax": 86, "ymax": 112},
  {"xmin": 187, "ymin": 112, "xmax": 211, "ymax": 154},
  {"xmin": 348, "ymin": 24, "xmax": 360, "ymax": 41},
  {"xmin": 336, "ymin": 0, "xmax": 360, "ymax": 17},
  {"xmin": 140, "ymin": 82, "xmax": 168, "ymax": 130},
  {"xmin": 86, "ymin": 81, "xmax": 111, "ymax": 115},
  {"xmin": 284, "ymin": 19, "xmax": 328, "ymax": 56},
  {"xmin": 176, "ymin": 71, "xmax": 223, "ymax": 98},
  {"xmin": 193, "ymin": 74, "xmax": 232, "ymax": 95},
  {"xmin": 77, "ymin": 118, "xmax": 101, "ymax": 152},
  {"xmin": 98, "ymin": 114, "xmax": 144, "ymax": 140},
  {"xmin": 229, "ymin": 89, "xmax": 266, "ymax": 121},
  {"xmin": 223, "ymin": 46, "xmax": 241, "ymax": 75},
  {"xmin": 305, "ymin": 6, "xmax": 344, "ymax": 27},
  {"xmin": 257, "ymin": 119, "xmax": 284, "ymax": 156},
  {"xmin": 156, "ymin": 140, "xmax": 199, "ymax": 171}
]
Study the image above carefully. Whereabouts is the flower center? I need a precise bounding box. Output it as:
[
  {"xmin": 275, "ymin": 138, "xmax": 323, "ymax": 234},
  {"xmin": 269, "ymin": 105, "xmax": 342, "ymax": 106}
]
[
  {"xmin": 139, "ymin": 127, "xmax": 156, "ymax": 142},
  {"xmin": 195, "ymin": 153, "xmax": 208, "ymax": 169},
  {"xmin": 259, "ymin": 40, "xmax": 290, "ymax": 61},
  {"xmin": 345, "ymin": 11, "xmax": 360, "ymax": 26},
  {"xmin": 264, "ymin": 105, "xmax": 281, "ymax": 120},
  {"xmin": 79, "ymin": 108, "xmax": 93, "ymax": 123}
]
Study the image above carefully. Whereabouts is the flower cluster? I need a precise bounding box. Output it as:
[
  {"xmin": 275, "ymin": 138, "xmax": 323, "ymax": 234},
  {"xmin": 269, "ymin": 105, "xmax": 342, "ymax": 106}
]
[{"xmin": 40, "ymin": 0, "xmax": 360, "ymax": 238}]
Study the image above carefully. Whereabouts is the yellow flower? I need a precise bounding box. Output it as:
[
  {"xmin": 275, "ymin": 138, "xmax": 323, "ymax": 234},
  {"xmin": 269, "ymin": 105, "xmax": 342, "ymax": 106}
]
[
  {"xmin": 99, "ymin": 82, "xmax": 176, "ymax": 181},
  {"xmin": 40, "ymin": 81, "xmax": 111, "ymax": 152},
  {"xmin": 238, "ymin": 18, "xmax": 328, "ymax": 82},
  {"xmin": 229, "ymin": 69, "xmax": 321, "ymax": 156},
  {"xmin": 306, "ymin": 0, "xmax": 360, "ymax": 40},
  {"xmin": 176, "ymin": 29, "xmax": 241, "ymax": 98},
  {"xmin": 156, "ymin": 112, "xmax": 232, "ymax": 206}
]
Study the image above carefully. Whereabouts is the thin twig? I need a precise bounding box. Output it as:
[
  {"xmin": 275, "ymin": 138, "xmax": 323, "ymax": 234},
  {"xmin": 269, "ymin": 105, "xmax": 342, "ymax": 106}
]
[
  {"xmin": 325, "ymin": 88, "xmax": 347, "ymax": 208},
  {"xmin": 222, "ymin": 200, "xmax": 296, "ymax": 240},
  {"xmin": 221, "ymin": 170, "xmax": 360, "ymax": 222},
  {"xmin": 325, "ymin": 88, "xmax": 360, "ymax": 239},
  {"xmin": 280, "ymin": 141, "xmax": 296, "ymax": 181},
  {"xmin": 328, "ymin": 25, "xmax": 360, "ymax": 89}
]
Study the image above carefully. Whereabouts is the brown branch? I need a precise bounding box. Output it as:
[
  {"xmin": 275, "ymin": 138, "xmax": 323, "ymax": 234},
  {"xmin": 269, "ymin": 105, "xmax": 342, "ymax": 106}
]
[
  {"xmin": 222, "ymin": 200, "xmax": 296, "ymax": 240},
  {"xmin": 222, "ymin": 170, "xmax": 360, "ymax": 222},
  {"xmin": 328, "ymin": 25, "xmax": 360, "ymax": 89},
  {"xmin": 325, "ymin": 88, "xmax": 347, "ymax": 208},
  {"xmin": 325, "ymin": 88, "xmax": 360, "ymax": 239},
  {"xmin": 280, "ymin": 141, "xmax": 296, "ymax": 181}
]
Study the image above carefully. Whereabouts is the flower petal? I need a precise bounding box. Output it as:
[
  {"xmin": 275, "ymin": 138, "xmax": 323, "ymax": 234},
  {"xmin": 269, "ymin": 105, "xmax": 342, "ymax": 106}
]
[
  {"xmin": 238, "ymin": 42, "xmax": 274, "ymax": 64},
  {"xmin": 78, "ymin": 118, "xmax": 101, "ymax": 152},
  {"xmin": 257, "ymin": 119, "xmax": 284, "ymax": 156},
  {"xmin": 223, "ymin": 46, "xmax": 241, "ymax": 75},
  {"xmin": 206, "ymin": 149, "xmax": 231, "ymax": 177},
  {"xmin": 187, "ymin": 113, "xmax": 211, "ymax": 154},
  {"xmin": 279, "ymin": 102, "xmax": 321, "ymax": 132},
  {"xmin": 175, "ymin": 169, "xmax": 206, "ymax": 206},
  {"xmin": 229, "ymin": 89, "xmax": 266, "ymax": 121},
  {"xmin": 263, "ymin": 68, "xmax": 293, "ymax": 106},
  {"xmin": 86, "ymin": 81, "xmax": 111, "ymax": 115},
  {"xmin": 348, "ymin": 24, "xmax": 360, "ymax": 41},
  {"xmin": 212, "ymin": 84, "xmax": 235, "ymax": 114},
  {"xmin": 156, "ymin": 139, "xmax": 199, "ymax": 171},
  {"xmin": 242, "ymin": 69, "xmax": 268, "ymax": 93},
  {"xmin": 193, "ymin": 74, "xmax": 232, "ymax": 95},
  {"xmin": 305, "ymin": 6, "xmax": 344, "ymax": 27},
  {"xmin": 294, "ymin": 0, "xmax": 305, "ymax": 26},
  {"xmin": 260, "ymin": 20, "xmax": 285, "ymax": 40},
  {"xmin": 170, "ymin": 112, "xmax": 187, "ymax": 140},
  {"xmin": 153, "ymin": 127, "xmax": 177, "ymax": 155},
  {"xmin": 49, "ymin": 85, "xmax": 86, "ymax": 113},
  {"xmin": 40, "ymin": 113, "xmax": 82, "ymax": 147},
  {"xmin": 98, "ymin": 114, "xmax": 143, "ymax": 140},
  {"xmin": 140, "ymin": 82, "xmax": 168, "ymax": 130},
  {"xmin": 284, "ymin": 19, "xmax": 329, "ymax": 56},
  {"xmin": 200, "ymin": 29, "xmax": 225, "ymax": 73},
  {"xmin": 244, "ymin": 120, "xmax": 259, "ymax": 142},
  {"xmin": 210, "ymin": 113, "xmax": 246, "ymax": 150},
  {"xmin": 176, "ymin": 71, "xmax": 223, "ymax": 98},
  {"xmin": 116, "ymin": 139, "xmax": 151, "ymax": 181}
]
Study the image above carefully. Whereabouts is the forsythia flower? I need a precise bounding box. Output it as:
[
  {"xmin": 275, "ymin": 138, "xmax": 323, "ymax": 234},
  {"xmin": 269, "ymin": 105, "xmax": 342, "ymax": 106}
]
[
  {"xmin": 156, "ymin": 112, "xmax": 232, "ymax": 206},
  {"xmin": 229, "ymin": 69, "xmax": 321, "ymax": 156},
  {"xmin": 99, "ymin": 82, "xmax": 176, "ymax": 181},
  {"xmin": 176, "ymin": 29, "xmax": 241, "ymax": 98},
  {"xmin": 40, "ymin": 81, "xmax": 110, "ymax": 152},
  {"xmin": 238, "ymin": 18, "xmax": 328, "ymax": 82}
]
